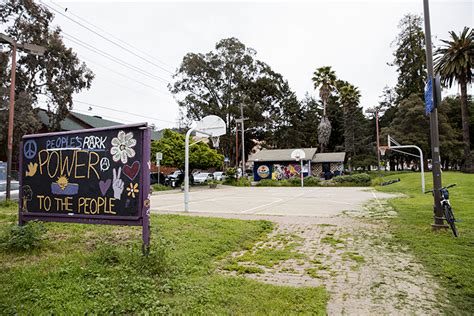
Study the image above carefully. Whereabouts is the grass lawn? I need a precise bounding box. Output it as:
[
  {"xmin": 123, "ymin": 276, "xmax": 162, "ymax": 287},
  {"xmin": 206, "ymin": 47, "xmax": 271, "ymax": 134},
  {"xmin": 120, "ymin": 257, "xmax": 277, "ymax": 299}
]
[
  {"xmin": 0, "ymin": 203, "xmax": 327, "ymax": 314},
  {"xmin": 375, "ymin": 171, "xmax": 474, "ymax": 314}
]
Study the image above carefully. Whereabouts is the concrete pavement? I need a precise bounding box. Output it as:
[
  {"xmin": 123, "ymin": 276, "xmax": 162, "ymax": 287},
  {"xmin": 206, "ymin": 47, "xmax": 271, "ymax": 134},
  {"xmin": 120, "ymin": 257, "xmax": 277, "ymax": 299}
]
[{"xmin": 150, "ymin": 186, "xmax": 397, "ymax": 217}]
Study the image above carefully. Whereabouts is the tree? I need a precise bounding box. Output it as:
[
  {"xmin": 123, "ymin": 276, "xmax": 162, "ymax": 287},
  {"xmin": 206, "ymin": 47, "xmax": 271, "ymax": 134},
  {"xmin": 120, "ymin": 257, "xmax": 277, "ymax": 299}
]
[
  {"xmin": 434, "ymin": 27, "xmax": 474, "ymax": 172},
  {"xmin": 391, "ymin": 14, "xmax": 426, "ymax": 101},
  {"xmin": 312, "ymin": 66, "xmax": 336, "ymax": 152},
  {"xmin": 381, "ymin": 94, "xmax": 461, "ymax": 170},
  {"xmin": 0, "ymin": 0, "xmax": 94, "ymax": 133},
  {"xmin": 339, "ymin": 84, "xmax": 361, "ymax": 156},
  {"xmin": 150, "ymin": 129, "xmax": 224, "ymax": 172},
  {"xmin": 171, "ymin": 37, "xmax": 296, "ymax": 163}
]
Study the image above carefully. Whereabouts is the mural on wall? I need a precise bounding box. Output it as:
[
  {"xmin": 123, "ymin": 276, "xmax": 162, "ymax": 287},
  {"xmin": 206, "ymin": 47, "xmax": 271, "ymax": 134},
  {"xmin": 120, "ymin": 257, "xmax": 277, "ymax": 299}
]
[
  {"xmin": 257, "ymin": 165, "xmax": 271, "ymax": 179},
  {"xmin": 272, "ymin": 163, "xmax": 302, "ymax": 180}
]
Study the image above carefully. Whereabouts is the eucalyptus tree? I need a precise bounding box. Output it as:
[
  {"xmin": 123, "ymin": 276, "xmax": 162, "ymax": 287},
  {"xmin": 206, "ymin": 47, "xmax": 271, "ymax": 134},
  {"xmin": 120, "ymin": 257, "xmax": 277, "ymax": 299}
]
[
  {"xmin": 0, "ymin": 0, "xmax": 94, "ymax": 132},
  {"xmin": 312, "ymin": 66, "xmax": 337, "ymax": 152},
  {"xmin": 171, "ymin": 37, "xmax": 298, "ymax": 162},
  {"xmin": 435, "ymin": 27, "xmax": 474, "ymax": 172}
]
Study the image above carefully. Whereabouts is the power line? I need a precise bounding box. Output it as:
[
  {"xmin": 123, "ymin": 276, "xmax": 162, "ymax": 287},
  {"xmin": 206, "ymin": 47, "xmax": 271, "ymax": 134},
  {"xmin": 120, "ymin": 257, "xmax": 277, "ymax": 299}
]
[
  {"xmin": 80, "ymin": 56, "xmax": 171, "ymax": 96},
  {"xmin": 40, "ymin": 0, "xmax": 174, "ymax": 75},
  {"xmin": 62, "ymin": 32, "xmax": 170, "ymax": 84},
  {"xmin": 49, "ymin": 0, "xmax": 173, "ymax": 71},
  {"xmin": 74, "ymin": 100, "xmax": 176, "ymax": 124}
]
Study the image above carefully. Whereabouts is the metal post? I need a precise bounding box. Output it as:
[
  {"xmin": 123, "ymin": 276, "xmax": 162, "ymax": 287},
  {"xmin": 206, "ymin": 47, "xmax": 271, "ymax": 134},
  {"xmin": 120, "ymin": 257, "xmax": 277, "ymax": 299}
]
[
  {"xmin": 300, "ymin": 160, "xmax": 304, "ymax": 187},
  {"xmin": 157, "ymin": 160, "xmax": 161, "ymax": 185},
  {"xmin": 376, "ymin": 110, "xmax": 381, "ymax": 171},
  {"xmin": 6, "ymin": 42, "xmax": 17, "ymax": 200},
  {"xmin": 423, "ymin": 0, "xmax": 445, "ymax": 228},
  {"xmin": 240, "ymin": 104, "xmax": 246, "ymax": 178},
  {"xmin": 235, "ymin": 125, "xmax": 239, "ymax": 168},
  {"xmin": 184, "ymin": 128, "xmax": 194, "ymax": 212}
]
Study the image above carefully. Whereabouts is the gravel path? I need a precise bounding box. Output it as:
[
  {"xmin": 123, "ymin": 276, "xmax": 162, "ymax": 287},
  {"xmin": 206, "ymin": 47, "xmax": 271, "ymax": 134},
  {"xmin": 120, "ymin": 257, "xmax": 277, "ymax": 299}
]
[{"xmin": 158, "ymin": 199, "xmax": 445, "ymax": 315}]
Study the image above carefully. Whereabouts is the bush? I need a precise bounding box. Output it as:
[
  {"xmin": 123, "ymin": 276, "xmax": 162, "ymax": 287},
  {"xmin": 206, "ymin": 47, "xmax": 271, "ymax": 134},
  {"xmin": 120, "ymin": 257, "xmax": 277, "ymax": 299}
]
[
  {"xmin": 304, "ymin": 176, "xmax": 320, "ymax": 186},
  {"xmin": 223, "ymin": 177, "xmax": 251, "ymax": 187},
  {"xmin": 333, "ymin": 173, "xmax": 371, "ymax": 185},
  {"xmin": 256, "ymin": 177, "xmax": 320, "ymax": 187},
  {"xmin": 152, "ymin": 184, "xmax": 172, "ymax": 192},
  {"xmin": 0, "ymin": 220, "xmax": 47, "ymax": 252}
]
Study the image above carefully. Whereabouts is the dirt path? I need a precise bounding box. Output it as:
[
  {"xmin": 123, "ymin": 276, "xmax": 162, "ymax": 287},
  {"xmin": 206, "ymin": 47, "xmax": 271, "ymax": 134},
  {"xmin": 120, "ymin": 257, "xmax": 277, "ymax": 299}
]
[{"xmin": 169, "ymin": 199, "xmax": 444, "ymax": 315}]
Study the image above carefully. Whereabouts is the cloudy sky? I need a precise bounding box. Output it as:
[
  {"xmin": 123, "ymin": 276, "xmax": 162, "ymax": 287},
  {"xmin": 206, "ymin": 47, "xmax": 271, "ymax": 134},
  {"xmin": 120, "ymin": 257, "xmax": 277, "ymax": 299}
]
[{"xmin": 40, "ymin": 0, "xmax": 472, "ymax": 128}]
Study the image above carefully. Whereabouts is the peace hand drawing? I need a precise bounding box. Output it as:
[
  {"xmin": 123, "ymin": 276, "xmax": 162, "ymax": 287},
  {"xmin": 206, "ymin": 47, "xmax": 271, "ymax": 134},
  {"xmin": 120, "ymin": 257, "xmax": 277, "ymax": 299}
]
[
  {"xmin": 25, "ymin": 162, "xmax": 38, "ymax": 177},
  {"xmin": 112, "ymin": 167, "xmax": 124, "ymax": 200}
]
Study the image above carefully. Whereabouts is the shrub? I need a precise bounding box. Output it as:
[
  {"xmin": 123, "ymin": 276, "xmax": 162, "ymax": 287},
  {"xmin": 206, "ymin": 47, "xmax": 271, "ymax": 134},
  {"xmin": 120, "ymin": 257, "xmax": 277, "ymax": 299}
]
[
  {"xmin": 223, "ymin": 177, "xmax": 251, "ymax": 187},
  {"xmin": 256, "ymin": 179, "xmax": 280, "ymax": 187},
  {"xmin": 333, "ymin": 173, "xmax": 371, "ymax": 185},
  {"xmin": 304, "ymin": 176, "xmax": 320, "ymax": 186},
  {"xmin": 0, "ymin": 220, "xmax": 47, "ymax": 252},
  {"xmin": 152, "ymin": 184, "xmax": 172, "ymax": 192}
]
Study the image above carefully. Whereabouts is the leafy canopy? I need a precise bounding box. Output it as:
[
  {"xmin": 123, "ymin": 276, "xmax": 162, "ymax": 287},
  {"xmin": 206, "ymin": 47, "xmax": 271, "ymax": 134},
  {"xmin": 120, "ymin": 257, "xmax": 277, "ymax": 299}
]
[{"xmin": 151, "ymin": 129, "xmax": 224, "ymax": 171}]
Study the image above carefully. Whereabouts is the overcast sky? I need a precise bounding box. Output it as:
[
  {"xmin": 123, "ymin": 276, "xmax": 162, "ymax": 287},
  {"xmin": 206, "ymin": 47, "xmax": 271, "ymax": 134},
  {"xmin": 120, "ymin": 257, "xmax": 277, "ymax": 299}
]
[{"xmin": 41, "ymin": 0, "xmax": 473, "ymax": 129}]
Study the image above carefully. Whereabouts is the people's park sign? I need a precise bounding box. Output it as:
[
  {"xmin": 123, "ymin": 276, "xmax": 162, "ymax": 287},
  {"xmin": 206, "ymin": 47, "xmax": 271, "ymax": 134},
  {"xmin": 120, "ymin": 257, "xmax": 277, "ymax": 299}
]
[{"xmin": 19, "ymin": 123, "xmax": 151, "ymax": 249}]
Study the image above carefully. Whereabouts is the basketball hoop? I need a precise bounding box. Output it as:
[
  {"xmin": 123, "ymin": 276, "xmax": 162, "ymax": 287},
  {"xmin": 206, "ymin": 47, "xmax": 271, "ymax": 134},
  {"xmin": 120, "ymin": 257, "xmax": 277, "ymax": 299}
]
[
  {"xmin": 210, "ymin": 136, "xmax": 220, "ymax": 148},
  {"xmin": 379, "ymin": 146, "xmax": 389, "ymax": 156}
]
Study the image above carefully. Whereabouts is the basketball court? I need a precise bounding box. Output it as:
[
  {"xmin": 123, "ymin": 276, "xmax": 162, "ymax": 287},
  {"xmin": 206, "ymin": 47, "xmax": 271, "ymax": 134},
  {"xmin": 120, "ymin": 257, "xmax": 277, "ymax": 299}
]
[{"xmin": 150, "ymin": 186, "xmax": 397, "ymax": 217}]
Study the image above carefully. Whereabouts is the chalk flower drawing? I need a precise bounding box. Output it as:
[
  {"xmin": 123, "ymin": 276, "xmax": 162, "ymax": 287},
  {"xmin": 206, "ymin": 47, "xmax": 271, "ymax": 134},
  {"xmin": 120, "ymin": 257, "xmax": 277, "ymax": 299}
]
[
  {"xmin": 111, "ymin": 131, "xmax": 136, "ymax": 163},
  {"xmin": 127, "ymin": 183, "xmax": 139, "ymax": 198}
]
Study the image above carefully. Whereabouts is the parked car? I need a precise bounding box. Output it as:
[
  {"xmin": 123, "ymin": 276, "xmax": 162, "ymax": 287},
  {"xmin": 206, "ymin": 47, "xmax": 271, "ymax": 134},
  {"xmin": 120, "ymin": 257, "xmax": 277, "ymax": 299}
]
[
  {"xmin": 193, "ymin": 172, "xmax": 214, "ymax": 184},
  {"xmin": 150, "ymin": 172, "xmax": 166, "ymax": 185},
  {"xmin": 213, "ymin": 171, "xmax": 226, "ymax": 181},
  {"xmin": 165, "ymin": 171, "xmax": 185, "ymax": 188},
  {"xmin": 0, "ymin": 180, "xmax": 20, "ymax": 201}
]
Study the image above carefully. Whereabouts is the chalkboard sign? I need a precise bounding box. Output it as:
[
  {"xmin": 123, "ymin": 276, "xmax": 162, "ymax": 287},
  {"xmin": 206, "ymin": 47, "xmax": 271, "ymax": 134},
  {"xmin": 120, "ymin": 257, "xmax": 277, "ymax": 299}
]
[{"xmin": 18, "ymin": 123, "xmax": 151, "ymax": 248}]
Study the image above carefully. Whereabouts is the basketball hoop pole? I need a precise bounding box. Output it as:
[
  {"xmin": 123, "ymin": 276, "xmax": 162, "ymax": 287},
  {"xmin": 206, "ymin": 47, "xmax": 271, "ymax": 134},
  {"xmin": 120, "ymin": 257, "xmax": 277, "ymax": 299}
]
[{"xmin": 184, "ymin": 127, "xmax": 212, "ymax": 213}]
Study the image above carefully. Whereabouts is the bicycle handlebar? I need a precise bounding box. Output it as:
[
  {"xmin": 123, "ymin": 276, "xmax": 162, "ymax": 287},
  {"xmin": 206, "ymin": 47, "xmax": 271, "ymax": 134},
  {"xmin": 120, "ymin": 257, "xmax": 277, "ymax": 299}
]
[{"xmin": 424, "ymin": 184, "xmax": 456, "ymax": 194}]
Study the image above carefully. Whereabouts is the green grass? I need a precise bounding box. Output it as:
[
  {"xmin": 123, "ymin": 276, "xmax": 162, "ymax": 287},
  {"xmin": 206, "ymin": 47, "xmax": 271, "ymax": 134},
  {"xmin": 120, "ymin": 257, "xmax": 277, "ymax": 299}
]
[
  {"xmin": 236, "ymin": 242, "xmax": 306, "ymax": 268},
  {"xmin": 375, "ymin": 171, "xmax": 474, "ymax": 314},
  {"xmin": 0, "ymin": 202, "xmax": 328, "ymax": 314},
  {"xmin": 321, "ymin": 236, "xmax": 344, "ymax": 246}
]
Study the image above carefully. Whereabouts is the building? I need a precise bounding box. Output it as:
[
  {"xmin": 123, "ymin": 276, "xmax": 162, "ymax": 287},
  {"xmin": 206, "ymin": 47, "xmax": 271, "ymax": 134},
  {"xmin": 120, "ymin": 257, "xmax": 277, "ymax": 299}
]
[
  {"xmin": 37, "ymin": 109, "xmax": 163, "ymax": 140},
  {"xmin": 248, "ymin": 148, "xmax": 317, "ymax": 181},
  {"xmin": 311, "ymin": 152, "xmax": 346, "ymax": 177},
  {"xmin": 248, "ymin": 148, "xmax": 346, "ymax": 181}
]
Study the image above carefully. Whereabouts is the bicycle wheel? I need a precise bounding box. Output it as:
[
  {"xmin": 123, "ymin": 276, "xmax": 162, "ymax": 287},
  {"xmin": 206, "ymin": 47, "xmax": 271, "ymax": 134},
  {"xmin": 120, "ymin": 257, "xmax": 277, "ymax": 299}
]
[{"xmin": 443, "ymin": 204, "xmax": 459, "ymax": 237}]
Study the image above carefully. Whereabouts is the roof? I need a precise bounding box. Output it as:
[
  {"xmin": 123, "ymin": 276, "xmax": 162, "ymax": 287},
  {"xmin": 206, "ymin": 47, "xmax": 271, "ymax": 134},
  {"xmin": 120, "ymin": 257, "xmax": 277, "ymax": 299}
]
[
  {"xmin": 37, "ymin": 109, "xmax": 162, "ymax": 140},
  {"xmin": 248, "ymin": 148, "xmax": 317, "ymax": 162},
  {"xmin": 312, "ymin": 152, "xmax": 346, "ymax": 163}
]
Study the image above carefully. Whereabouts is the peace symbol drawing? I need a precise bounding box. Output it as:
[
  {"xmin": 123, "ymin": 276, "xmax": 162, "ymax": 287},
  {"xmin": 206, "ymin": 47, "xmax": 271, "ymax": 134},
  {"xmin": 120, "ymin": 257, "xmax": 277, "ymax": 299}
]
[{"xmin": 24, "ymin": 140, "xmax": 38, "ymax": 160}]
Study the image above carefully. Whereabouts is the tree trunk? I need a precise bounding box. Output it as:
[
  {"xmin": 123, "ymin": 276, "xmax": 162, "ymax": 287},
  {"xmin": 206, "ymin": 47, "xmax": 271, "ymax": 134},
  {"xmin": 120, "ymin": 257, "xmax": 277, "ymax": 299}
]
[{"xmin": 460, "ymin": 80, "xmax": 473, "ymax": 173}]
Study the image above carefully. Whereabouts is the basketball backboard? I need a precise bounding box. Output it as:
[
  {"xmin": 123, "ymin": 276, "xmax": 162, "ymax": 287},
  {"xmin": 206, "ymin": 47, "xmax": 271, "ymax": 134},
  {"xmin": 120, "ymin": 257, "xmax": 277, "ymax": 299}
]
[
  {"xmin": 291, "ymin": 149, "xmax": 306, "ymax": 161},
  {"xmin": 195, "ymin": 115, "xmax": 226, "ymax": 137}
]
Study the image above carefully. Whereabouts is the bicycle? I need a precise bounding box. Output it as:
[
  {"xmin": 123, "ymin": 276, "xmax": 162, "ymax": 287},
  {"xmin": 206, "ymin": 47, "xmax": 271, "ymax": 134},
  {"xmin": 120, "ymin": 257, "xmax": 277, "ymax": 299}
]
[{"xmin": 425, "ymin": 184, "xmax": 459, "ymax": 237}]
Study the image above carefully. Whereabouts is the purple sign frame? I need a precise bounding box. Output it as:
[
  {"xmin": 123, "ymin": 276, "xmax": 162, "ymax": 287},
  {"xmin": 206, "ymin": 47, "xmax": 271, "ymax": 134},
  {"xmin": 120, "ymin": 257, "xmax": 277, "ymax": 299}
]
[{"xmin": 18, "ymin": 123, "xmax": 151, "ymax": 251}]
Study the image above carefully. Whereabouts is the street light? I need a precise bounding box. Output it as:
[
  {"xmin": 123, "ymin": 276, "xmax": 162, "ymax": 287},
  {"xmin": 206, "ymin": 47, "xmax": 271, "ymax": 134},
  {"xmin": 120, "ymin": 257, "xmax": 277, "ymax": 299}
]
[{"xmin": 0, "ymin": 33, "xmax": 46, "ymax": 200}]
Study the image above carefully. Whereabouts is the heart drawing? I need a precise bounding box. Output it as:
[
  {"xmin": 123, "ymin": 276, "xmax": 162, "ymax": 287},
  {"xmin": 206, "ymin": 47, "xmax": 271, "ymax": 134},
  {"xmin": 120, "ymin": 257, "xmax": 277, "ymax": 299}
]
[
  {"xmin": 99, "ymin": 179, "xmax": 112, "ymax": 196},
  {"xmin": 123, "ymin": 161, "xmax": 140, "ymax": 181}
]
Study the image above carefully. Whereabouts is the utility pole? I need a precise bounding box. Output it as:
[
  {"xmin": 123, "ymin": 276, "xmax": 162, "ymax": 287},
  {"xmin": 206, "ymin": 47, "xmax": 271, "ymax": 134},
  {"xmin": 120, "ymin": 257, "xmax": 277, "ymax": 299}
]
[
  {"xmin": 422, "ymin": 0, "xmax": 446, "ymax": 229},
  {"xmin": 0, "ymin": 33, "xmax": 45, "ymax": 200},
  {"xmin": 366, "ymin": 107, "xmax": 383, "ymax": 171}
]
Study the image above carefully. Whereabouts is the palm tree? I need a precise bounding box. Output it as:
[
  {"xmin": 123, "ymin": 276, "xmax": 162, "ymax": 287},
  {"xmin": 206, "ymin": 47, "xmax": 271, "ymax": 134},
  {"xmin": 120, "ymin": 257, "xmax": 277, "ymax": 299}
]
[
  {"xmin": 339, "ymin": 84, "xmax": 361, "ymax": 165},
  {"xmin": 312, "ymin": 66, "xmax": 337, "ymax": 152},
  {"xmin": 434, "ymin": 27, "xmax": 474, "ymax": 173}
]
